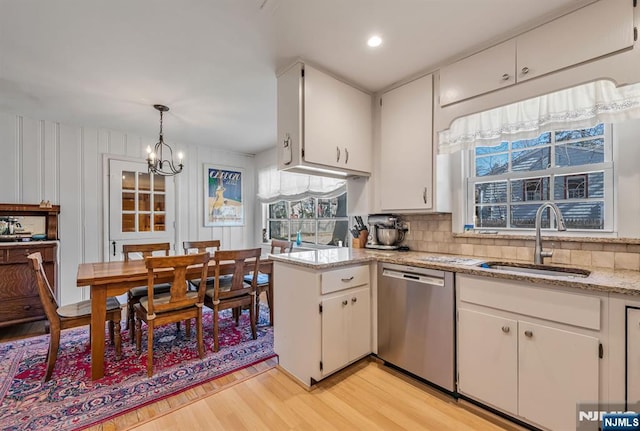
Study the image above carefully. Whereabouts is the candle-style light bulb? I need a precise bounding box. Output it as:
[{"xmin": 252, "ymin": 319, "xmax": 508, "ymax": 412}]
[
  {"xmin": 178, "ymin": 152, "xmax": 184, "ymax": 160},
  {"xmin": 146, "ymin": 145, "xmax": 152, "ymax": 154}
]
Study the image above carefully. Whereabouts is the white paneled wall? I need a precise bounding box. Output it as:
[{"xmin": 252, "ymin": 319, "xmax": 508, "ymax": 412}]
[{"xmin": 0, "ymin": 111, "xmax": 256, "ymax": 305}]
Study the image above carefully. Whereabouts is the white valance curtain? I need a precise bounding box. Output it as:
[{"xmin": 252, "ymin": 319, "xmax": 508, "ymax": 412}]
[
  {"xmin": 257, "ymin": 165, "xmax": 346, "ymax": 203},
  {"xmin": 438, "ymin": 80, "xmax": 640, "ymax": 154}
]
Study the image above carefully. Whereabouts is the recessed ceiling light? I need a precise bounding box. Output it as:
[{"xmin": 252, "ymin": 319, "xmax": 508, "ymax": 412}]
[{"xmin": 367, "ymin": 35, "xmax": 382, "ymax": 48}]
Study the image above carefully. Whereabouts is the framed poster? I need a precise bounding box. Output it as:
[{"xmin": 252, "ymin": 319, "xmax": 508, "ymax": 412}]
[{"xmin": 203, "ymin": 165, "xmax": 244, "ymax": 226}]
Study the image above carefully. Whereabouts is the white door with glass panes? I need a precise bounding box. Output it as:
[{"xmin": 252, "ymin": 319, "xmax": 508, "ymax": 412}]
[{"xmin": 108, "ymin": 159, "xmax": 175, "ymax": 261}]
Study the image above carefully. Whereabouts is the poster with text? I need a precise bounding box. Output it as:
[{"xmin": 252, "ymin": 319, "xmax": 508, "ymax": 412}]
[{"xmin": 203, "ymin": 165, "xmax": 244, "ymax": 226}]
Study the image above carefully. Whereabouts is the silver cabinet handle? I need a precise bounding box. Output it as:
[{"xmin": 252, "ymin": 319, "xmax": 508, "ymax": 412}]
[
  {"xmin": 336, "ymin": 146, "xmax": 341, "ymax": 162},
  {"xmin": 501, "ymin": 326, "xmax": 510, "ymax": 333},
  {"xmin": 342, "ymin": 300, "xmax": 348, "ymax": 306},
  {"xmin": 524, "ymin": 330, "xmax": 533, "ymax": 338},
  {"xmin": 341, "ymin": 276, "xmax": 354, "ymax": 282},
  {"xmin": 422, "ymin": 187, "xmax": 427, "ymax": 204},
  {"xmin": 344, "ymin": 148, "xmax": 349, "ymax": 164},
  {"xmin": 351, "ymin": 297, "xmax": 357, "ymax": 303},
  {"xmin": 521, "ymin": 66, "xmax": 529, "ymax": 75},
  {"xmin": 502, "ymin": 73, "xmax": 510, "ymax": 81}
]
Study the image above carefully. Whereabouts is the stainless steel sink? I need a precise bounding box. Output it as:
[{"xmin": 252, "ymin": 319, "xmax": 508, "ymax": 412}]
[{"xmin": 478, "ymin": 261, "xmax": 590, "ymax": 278}]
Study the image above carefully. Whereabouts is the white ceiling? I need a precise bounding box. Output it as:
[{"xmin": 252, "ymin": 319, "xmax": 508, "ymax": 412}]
[{"xmin": 0, "ymin": 0, "xmax": 593, "ymax": 155}]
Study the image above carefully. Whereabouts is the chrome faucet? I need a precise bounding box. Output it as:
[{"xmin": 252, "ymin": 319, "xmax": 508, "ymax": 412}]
[{"xmin": 534, "ymin": 202, "xmax": 567, "ymax": 265}]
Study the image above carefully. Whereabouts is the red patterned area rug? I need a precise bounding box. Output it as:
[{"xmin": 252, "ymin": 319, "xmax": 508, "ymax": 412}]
[{"xmin": 0, "ymin": 307, "xmax": 275, "ymax": 431}]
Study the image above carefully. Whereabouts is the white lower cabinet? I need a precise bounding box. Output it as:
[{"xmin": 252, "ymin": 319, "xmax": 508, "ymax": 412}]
[
  {"xmin": 458, "ymin": 309, "xmax": 518, "ymax": 414},
  {"xmin": 457, "ymin": 274, "xmax": 603, "ymax": 431},
  {"xmin": 321, "ymin": 286, "xmax": 371, "ymax": 377},
  {"xmin": 273, "ymin": 262, "xmax": 371, "ymax": 387}
]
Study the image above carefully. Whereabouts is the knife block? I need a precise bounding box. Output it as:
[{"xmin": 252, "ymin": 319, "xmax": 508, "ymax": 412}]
[{"xmin": 352, "ymin": 230, "xmax": 368, "ymax": 248}]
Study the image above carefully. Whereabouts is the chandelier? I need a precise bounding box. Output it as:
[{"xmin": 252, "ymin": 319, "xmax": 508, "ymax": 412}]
[{"xmin": 146, "ymin": 104, "xmax": 184, "ymax": 176}]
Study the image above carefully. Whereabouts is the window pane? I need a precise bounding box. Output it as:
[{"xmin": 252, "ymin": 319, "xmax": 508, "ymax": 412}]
[
  {"xmin": 290, "ymin": 198, "xmax": 315, "ymax": 219},
  {"xmin": 138, "ymin": 214, "xmax": 151, "ymax": 232},
  {"xmin": 122, "ymin": 171, "xmax": 135, "ymax": 190},
  {"xmin": 269, "ymin": 220, "xmax": 289, "ymax": 240},
  {"xmin": 475, "ymin": 205, "xmax": 507, "ymax": 228},
  {"xmin": 475, "ymin": 154, "xmax": 508, "ymax": 177},
  {"xmin": 512, "ymin": 147, "xmax": 550, "ymax": 172},
  {"xmin": 138, "ymin": 172, "xmax": 151, "ymax": 191},
  {"xmin": 318, "ymin": 195, "xmax": 346, "ymax": 218},
  {"xmin": 554, "ymin": 172, "xmax": 604, "ymax": 200},
  {"xmin": 317, "ymin": 220, "xmax": 348, "ymax": 245},
  {"xmin": 153, "ymin": 174, "xmax": 165, "ymax": 192},
  {"xmin": 511, "ymin": 204, "xmax": 548, "ymax": 229},
  {"xmin": 511, "ymin": 133, "xmax": 551, "ymax": 149},
  {"xmin": 475, "ymin": 182, "xmax": 507, "ymax": 204},
  {"xmin": 555, "ymin": 124, "xmax": 604, "ymax": 142},
  {"xmin": 122, "ymin": 192, "xmax": 135, "ymax": 211},
  {"xmin": 291, "ymin": 220, "xmax": 315, "ymax": 243},
  {"xmin": 555, "ymin": 138, "xmax": 604, "ymax": 167},
  {"xmin": 511, "ymin": 177, "xmax": 549, "ymax": 202},
  {"xmin": 138, "ymin": 193, "xmax": 151, "ymax": 211},
  {"xmin": 122, "ymin": 214, "xmax": 135, "ymax": 233},
  {"xmin": 269, "ymin": 201, "xmax": 288, "ymax": 219},
  {"xmin": 557, "ymin": 202, "xmax": 604, "ymax": 230},
  {"xmin": 154, "ymin": 194, "xmax": 165, "ymax": 211},
  {"xmin": 475, "ymin": 142, "xmax": 508, "ymax": 156},
  {"xmin": 154, "ymin": 214, "xmax": 165, "ymax": 232}
]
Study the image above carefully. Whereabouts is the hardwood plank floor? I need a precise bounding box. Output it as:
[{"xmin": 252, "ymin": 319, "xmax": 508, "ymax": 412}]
[{"xmin": 126, "ymin": 359, "xmax": 516, "ymax": 431}]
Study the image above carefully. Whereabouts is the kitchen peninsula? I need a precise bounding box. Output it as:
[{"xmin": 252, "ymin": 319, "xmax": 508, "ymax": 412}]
[{"xmin": 271, "ymin": 247, "xmax": 640, "ymax": 431}]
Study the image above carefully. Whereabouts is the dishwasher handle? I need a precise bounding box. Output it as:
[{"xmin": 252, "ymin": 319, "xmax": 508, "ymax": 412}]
[{"xmin": 382, "ymin": 268, "xmax": 445, "ymax": 287}]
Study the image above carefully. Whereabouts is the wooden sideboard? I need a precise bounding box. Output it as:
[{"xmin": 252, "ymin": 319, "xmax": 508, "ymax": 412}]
[
  {"xmin": 0, "ymin": 203, "xmax": 59, "ymax": 328},
  {"xmin": 0, "ymin": 242, "xmax": 57, "ymax": 327}
]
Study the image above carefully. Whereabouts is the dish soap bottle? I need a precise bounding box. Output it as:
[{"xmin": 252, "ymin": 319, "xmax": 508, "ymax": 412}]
[{"xmin": 296, "ymin": 230, "xmax": 302, "ymax": 246}]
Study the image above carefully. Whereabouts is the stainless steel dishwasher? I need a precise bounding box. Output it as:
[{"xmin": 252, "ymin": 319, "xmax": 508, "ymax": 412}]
[{"xmin": 377, "ymin": 263, "xmax": 455, "ymax": 392}]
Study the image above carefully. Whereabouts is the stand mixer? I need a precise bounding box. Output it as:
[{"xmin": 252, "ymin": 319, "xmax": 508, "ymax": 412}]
[{"xmin": 365, "ymin": 214, "xmax": 406, "ymax": 250}]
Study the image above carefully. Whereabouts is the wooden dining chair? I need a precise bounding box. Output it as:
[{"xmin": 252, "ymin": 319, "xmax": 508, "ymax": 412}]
[
  {"xmin": 205, "ymin": 248, "xmax": 261, "ymax": 352},
  {"xmin": 243, "ymin": 239, "xmax": 293, "ymax": 326},
  {"xmin": 27, "ymin": 252, "xmax": 122, "ymax": 381},
  {"xmin": 124, "ymin": 242, "xmax": 171, "ymax": 342},
  {"xmin": 182, "ymin": 240, "xmax": 221, "ymax": 290},
  {"xmin": 134, "ymin": 252, "xmax": 210, "ymax": 377}
]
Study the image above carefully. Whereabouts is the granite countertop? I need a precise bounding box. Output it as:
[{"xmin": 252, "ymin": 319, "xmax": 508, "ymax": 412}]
[{"xmin": 270, "ymin": 248, "xmax": 640, "ymax": 296}]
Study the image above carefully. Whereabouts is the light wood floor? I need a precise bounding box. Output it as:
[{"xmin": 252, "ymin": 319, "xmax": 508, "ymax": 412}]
[
  {"xmin": 125, "ymin": 359, "xmax": 515, "ymax": 431},
  {"xmin": 1, "ymin": 321, "xmax": 518, "ymax": 431}
]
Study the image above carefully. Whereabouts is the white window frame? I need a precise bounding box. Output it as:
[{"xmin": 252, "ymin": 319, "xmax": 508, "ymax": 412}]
[{"xmin": 465, "ymin": 124, "xmax": 614, "ymax": 233}]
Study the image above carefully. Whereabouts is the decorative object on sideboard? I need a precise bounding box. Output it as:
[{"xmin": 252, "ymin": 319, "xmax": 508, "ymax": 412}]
[{"xmin": 146, "ymin": 104, "xmax": 184, "ymax": 176}]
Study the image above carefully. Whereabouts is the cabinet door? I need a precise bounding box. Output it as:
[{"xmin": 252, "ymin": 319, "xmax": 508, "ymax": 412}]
[
  {"xmin": 518, "ymin": 321, "xmax": 599, "ymax": 431},
  {"xmin": 277, "ymin": 62, "xmax": 303, "ymax": 170},
  {"xmin": 457, "ymin": 308, "xmax": 518, "ymax": 415},
  {"xmin": 517, "ymin": 0, "xmax": 633, "ymax": 82},
  {"xmin": 627, "ymin": 308, "xmax": 640, "ymax": 404},
  {"xmin": 304, "ymin": 65, "xmax": 372, "ymax": 173},
  {"xmin": 439, "ymin": 40, "xmax": 516, "ymax": 106},
  {"xmin": 321, "ymin": 291, "xmax": 350, "ymax": 376},
  {"xmin": 347, "ymin": 286, "xmax": 371, "ymax": 362},
  {"xmin": 380, "ymin": 74, "xmax": 433, "ymax": 211}
]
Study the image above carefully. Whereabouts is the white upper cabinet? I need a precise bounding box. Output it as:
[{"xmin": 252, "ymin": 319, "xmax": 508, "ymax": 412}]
[
  {"xmin": 517, "ymin": 0, "xmax": 633, "ymax": 82},
  {"xmin": 380, "ymin": 74, "xmax": 434, "ymax": 211},
  {"xmin": 439, "ymin": 0, "xmax": 634, "ymax": 106},
  {"xmin": 440, "ymin": 40, "xmax": 516, "ymax": 106},
  {"xmin": 277, "ymin": 62, "xmax": 372, "ymax": 176}
]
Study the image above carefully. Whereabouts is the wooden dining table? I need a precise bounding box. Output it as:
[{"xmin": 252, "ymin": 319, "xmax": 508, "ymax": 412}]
[{"xmin": 76, "ymin": 257, "xmax": 273, "ymax": 380}]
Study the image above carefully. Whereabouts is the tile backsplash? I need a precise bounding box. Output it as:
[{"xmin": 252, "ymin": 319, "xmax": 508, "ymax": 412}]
[{"xmin": 400, "ymin": 213, "xmax": 640, "ymax": 271}]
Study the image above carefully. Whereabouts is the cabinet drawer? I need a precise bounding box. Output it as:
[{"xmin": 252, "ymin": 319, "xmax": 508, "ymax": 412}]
[
  {"xmin": 458, "ymin": 274, "xmax": 601, "ymax": 330},
  {"xmin": 6, "ymin": 245, "xmax": 54, "ymax": 264},
  {"xmin": 0, "ymin": 295, "xmax": 44, "ymax": 323},
  {"xmin": 321, "ymin": 264, "xmax": 369, "ymax": 294}
]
